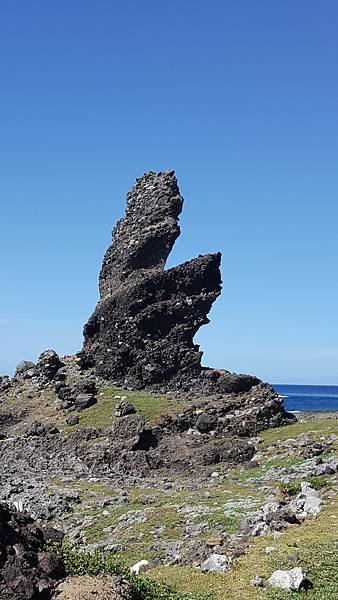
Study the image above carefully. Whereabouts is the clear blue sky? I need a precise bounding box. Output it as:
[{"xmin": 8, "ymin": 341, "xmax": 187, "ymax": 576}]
[{"xmin": 1, "ymin": 1, "xmax": 337, "ymax": 384}]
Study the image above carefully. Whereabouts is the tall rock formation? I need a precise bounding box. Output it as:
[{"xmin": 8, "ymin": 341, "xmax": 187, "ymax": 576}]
[{"xmin": 83, "ymin": 170, "xmax": 223, "ymax": 390}]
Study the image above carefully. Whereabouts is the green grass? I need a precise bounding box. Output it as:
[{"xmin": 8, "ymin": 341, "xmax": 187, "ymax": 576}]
[
  {"xmin": 59, "ymin": 544, "xmax": 211, "ymax": 599},
  {"xmin": 67, "ymin": 386, "xmax": 178, "ymax": 431},
  {"xmin": 146, "ymin": 487, "xmax": 338, "ymax": 599},
  {"xmin": 76, "ymin": 480, "xmax": 116, "ymax": 496},
  {"xmin": 260, "ymin": 419, "xmax": 338, "ymax": 448},
  {"xmin": 53, "ymin": 414, "xmax": 338, "ymax": 599}
]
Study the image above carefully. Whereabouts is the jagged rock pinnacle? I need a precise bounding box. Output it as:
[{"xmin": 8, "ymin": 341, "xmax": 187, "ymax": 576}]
[{"xmin": 83, "ymin": 171, "xmax": 222, "ymax": 390}]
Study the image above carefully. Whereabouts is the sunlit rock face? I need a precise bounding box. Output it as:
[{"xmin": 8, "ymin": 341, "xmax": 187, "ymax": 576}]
[{"xmin": 83, "ymin": 170, "xmax": 222, "ymax": 390}]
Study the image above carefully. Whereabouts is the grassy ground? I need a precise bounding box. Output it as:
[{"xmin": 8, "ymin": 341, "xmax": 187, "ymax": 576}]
[
  {"xmin": 259, "ymin": 418, "xmax": 338, "ymax": 447},
  {"xmin": 0, "ymin": 383, "xmax": 180, "ymax": 436},
  {"xmin": 62, "ymin": 416, "xmax": 338, "ymax": 599},
  {"xmin": 69, "ymin": 386, "xmax": 179, "ymax": 430},
  {"xmin": 145, "ymin": 486, "xmax": 338, "ymax": 599},
  {"xmin": 3, "ymin": 383, "xmax": 338, "ymax": 597}
]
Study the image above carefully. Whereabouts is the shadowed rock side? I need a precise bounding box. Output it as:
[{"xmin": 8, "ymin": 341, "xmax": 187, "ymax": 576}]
[
  {"xmin": 83, "ymin": 170, "xmax": 223, "ymax": 390},
  {"xmin": 0, "ymin": 503, "xmax": 65, "ymax": 599}
]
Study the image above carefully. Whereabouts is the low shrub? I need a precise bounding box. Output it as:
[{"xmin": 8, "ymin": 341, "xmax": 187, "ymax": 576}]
[
  {"xmin": 59, "ymin": 544, "xmax": 211, "ymax": 600},
  {"xmin": 279, "ymin": 482, "xmax": 301, "ymax": 496},
  {"xmin": 280, "ymin": 476, "xmax": 330, "ymax": 497}
]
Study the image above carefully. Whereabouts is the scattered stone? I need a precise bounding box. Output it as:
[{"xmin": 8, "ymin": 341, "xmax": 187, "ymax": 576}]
[
  {"xmin": 115, "ymin": 400, "xmax": 136, "ymax": 417},
  {"xmin": 74, "ymin": 393, "xmax": 97, "ymax": 410},
  {"xmin": 195, "ymin": 412, "xmax": 218, "ymax": 433},
  {"xmin": 130, "ymin": 559, "xmax": 150, "ymax": 574},
  {"xmin": 206, "ymin": 536, "xmax": 224, "ymax": 548},
  {"xmin": 250, "ymin": 575, "xmax": 263, "ymax": 587},
  {"xmin": 268, "ymin": 567, "xmax": 309, "ymax": 590},
  {"xmin": 200, "ymin": 553, "xmax": 232, "ymax": 573},
  {"xmin": 25, "ymin": 421, "xmax": 59, "ymax": 437},
  {"xmin": 66, "ymin": 415, "xmax": 80, "ymax": 426}
]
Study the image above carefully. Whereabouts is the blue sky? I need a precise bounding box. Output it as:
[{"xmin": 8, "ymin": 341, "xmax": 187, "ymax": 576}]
[{"xmin": 1, "ymin": 1, "xmax": 337, "ymax": 383}]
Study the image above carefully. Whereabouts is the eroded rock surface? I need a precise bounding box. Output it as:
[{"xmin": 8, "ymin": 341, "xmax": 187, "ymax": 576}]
[
  {"xmin": 0, "ymin": 503, "xmax": 64, "ymax": 599},
  {"xmin": 83, "ymin": 170, "xmax": 222, "ymax": 391}
]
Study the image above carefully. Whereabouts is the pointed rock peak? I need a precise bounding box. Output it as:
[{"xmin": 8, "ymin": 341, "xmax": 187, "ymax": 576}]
[{"xmin": 83, "ymin": 171, "xmax": 222, "ymax": 390}]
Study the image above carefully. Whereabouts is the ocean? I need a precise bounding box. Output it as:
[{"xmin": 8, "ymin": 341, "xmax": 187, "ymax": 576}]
[{"xmin": 273, "ymin": 384, "xmax": 338, "ymax": 412}]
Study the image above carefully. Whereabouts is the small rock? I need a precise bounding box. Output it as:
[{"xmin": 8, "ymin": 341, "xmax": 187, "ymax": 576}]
[
  {"xmin": 14, "ymin": 361, "xmax": 36, "ymax": 379},
  {"xmin": 206, "ymin": 537, "xmax": 223, "ymax": 548},
  {"xmin": 130, "ymin": 559, "xmax": 149, "ymax": 574},
  {"xmin": 195, "ymin": 413, "xmax": 218, "ymax": 433},
  {"xmin": 287, "ymin": 552, "xmax": 300, "ymax": 563},
  {"xmin": 115, "ymin": 400, "xmax": 136, "ymax": 418},
  {"xmin": 250, "ymin": 575, "xmax": 263, "ymax": 587},
  {"xmin": 66, "ymin": 415, "xmax": 80, "ymax": 426},
  {"xmin": 200, "ymin": 553, "xmax": 231, "ymax": 573},
  {"xmin": 268, "ymin": 567, "xmax": 308, "ymax": 590},
  {"xmin": 74, "ymin": 393, "xmax": 97, "ymax": 410}
]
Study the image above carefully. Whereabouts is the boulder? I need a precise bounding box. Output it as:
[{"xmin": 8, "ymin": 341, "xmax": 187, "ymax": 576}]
[
  {"xmin": 111, "ymin": 414, "xmax": 145, "ymax": 450},
  {"xmin": 289, "ymin": 483, "xmax": 323, "ymax": 518},
  {"xmin": 195, "ymin": 413, "xmax": 218, "ymax": 433},
  {"xmin": 74, "ymin": 393, "xmax": 96, "ymax": 410},
  {"xmin": 25, "ymin": 421, "xmax": 59, "ymax": 437},
  {"xmin": 36, "ymin": 350, "xmax": 63, "ymax": 381},
  {"xmin": 268, "ymin": 567, "xmax": 308, "ymax": 590},
  {"xmin": 66, "ymin": 415, "xmax": 80, "ymax": 426},
  {"xmin": 14, "ymin": 361, "xmax": 36, "ymax": 379},
  {"xmin": 200, "ymin": 553, "xmax": 232, "ymax": 573},
  {"xmin": 56, "ymin": 374, "xmax": 97, "ymax": 410},
  {"xmin": 115, "ymin": 400, "xmax": 136, "ymax": 417},
  {"xmin": 0, "ymin": 503, "xmax": 65, "ymax": 599},
  {"xmin": 130, "ymin": 559, "xmax": 150, "ymax": 574}
]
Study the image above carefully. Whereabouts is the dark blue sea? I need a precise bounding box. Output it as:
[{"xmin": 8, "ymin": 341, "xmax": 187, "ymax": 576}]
[{"xmin": 274, "ymin": 384, "xmax": 338, "ymax": 412}]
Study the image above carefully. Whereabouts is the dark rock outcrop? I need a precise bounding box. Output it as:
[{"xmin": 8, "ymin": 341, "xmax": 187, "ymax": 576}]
[
  {"xmin": 25, "ymin": 421, "xmax": 59, "ymax": 437},
  {"xmin": 83, "ymin": 170, "xmax": 222, "ymax": 391},
  {"xmin": 36, "ymin": 350, "xmax": 63, "ymax": 382},
  {"xmin": 0, "ymin": 503, "xmax": 65, "ymax": 599}
]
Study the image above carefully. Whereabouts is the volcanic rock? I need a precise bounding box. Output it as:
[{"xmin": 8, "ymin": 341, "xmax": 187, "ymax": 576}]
[
  {"xmin": 115, "ymin": 400, "xmax": 136, "ymax": 417},
  {"xmin": 14, "ymin": 361, "xmax": 37, "ymax": 380},
  {"xmin": 83, "ymin": 170, "xmax": 222, "ymax": 391},
  {"xmin": 74, "ymin": 393, "xmax": 96, "ymax": 410},
  {"xmin": 36, "ymin": 350, "xmax": 63, "ymax": 381},
  {"xmin": 25, "ymin": 421, "xmax": 60, "ymax": 437},
  {"xmin": 0, "ymin": 503, "xmax": 65, "ymax": 599}
]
